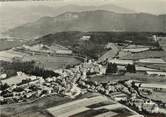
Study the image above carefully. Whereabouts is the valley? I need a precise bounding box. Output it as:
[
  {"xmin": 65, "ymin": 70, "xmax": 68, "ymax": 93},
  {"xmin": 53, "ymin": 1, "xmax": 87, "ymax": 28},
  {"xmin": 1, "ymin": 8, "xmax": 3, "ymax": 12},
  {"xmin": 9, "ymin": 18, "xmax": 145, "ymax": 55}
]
[
  {"xmin": 0, "ymin": 31, "xmax": 166, "ymax": 117},
  {"xmin": 0, "ymin": 1, "xmax": 166, "ymax": 117}
]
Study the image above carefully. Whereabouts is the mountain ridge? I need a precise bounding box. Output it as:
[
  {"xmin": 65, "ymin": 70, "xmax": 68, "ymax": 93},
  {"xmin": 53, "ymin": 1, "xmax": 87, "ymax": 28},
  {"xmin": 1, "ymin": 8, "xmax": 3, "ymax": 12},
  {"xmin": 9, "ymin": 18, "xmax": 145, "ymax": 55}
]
[
  {"xmin": 3, "ymin": 10, "xmax": 166, "ymax": 40},
  {"xmin": 0, "ymin": 3, "xmax": 135, "ymax": 33}
]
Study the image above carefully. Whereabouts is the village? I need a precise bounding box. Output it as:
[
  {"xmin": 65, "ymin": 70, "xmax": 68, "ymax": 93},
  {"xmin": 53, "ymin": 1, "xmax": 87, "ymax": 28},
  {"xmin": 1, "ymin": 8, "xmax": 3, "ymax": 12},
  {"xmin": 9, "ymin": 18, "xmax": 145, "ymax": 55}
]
[{"xmin": 0, "ymin": 35, "xmax": 166, "ymax": 117}]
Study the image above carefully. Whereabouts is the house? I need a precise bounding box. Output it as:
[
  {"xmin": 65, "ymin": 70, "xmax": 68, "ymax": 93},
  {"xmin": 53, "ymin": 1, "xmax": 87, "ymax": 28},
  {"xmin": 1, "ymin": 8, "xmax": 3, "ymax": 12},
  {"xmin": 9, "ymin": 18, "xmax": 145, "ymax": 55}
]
[
  {"xmin": 80, "ymin": 36, "xmax": 91, "ymax": 41},
  {"xmin": 142, "ymin": 101, "xmax": 159, "ymax": 113},
  {"xmin": 104, "ymin": 43, "xmax": 118, "ymax": 50},
  {"xmin": 55, "ymin": 49, "xmax": 72, "ymax": 55},
  {"xmin": 46, "ymin": 77, "xmax": 53, "ymax": 82},
  {"xmin": 146, "ymin": 71, "xmax": 166, "ymax": 76},
  {"xmin": 110, "ymin": 92, "xmax": 128, "ymax": 101},
  {"xmin": 29, "ymin": 76, "xmax": 37, "ymax": 80},
  {"xmin": 108, "ymin": 59, "xmax": 134, "ymax": 65},
  {"xmin": 0, "ymin": 73, "xmax": 7, "ymax": 79}
]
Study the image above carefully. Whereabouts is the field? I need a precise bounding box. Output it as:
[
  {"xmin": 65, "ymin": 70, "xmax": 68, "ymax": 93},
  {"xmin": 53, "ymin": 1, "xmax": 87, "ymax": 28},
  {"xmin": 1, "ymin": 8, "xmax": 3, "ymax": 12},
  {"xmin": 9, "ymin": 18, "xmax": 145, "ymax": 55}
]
[
  {"xmin": 137, "ymin": 58, "xmax": 166, "ymax": 64},
  {"xmin": 46, "ymin": 94, "xmax": 137, "ymax": 117},
  {"xmin": 0, "ymin": 91, "xmax": 140, "ymax": 117},
  {"xmin": 121, "ymin": 50, "xmax": 166, "ymax": 60},
  {"xmin": 0, "ymin": 40, "xmax": 22, "ymax": 51},
  {"xmin": 135, "ymin": 65, "xmax": 158, "ymax": 71},
  {"xmin": 0, "ymin": 93, "xmax": 103, "ymax": 117},
  {"xmin": 22, "ymin": 54, "xmax": 81, "ymax": 70},
  {"xmin": 89, "ymin": 73, "xmax": 166, "ymax": 84},
  {"xmin": 123, "ymin": 48, "xmax": 150, "ymax": 53},
  {"xmin": 1, "ymin": 75, "xmax": 27, "ymax": 85},
  {"xmin": 0, "ymin": 50, "xmax": 25, "ymax": 61},
  {"xmin": 0, "ymin": 94, "xmax": 71, "ymax": 117},
  {"xmin": 146, "ymin": 92, "xmax": 166, "ymax": 103},
  {"xmin": 0, "ymin": 49, "xmax": 81, "ymax": 70},
  {"xmin": 137, "ymin": 63, "xmax": 166, "ymax": 71}
]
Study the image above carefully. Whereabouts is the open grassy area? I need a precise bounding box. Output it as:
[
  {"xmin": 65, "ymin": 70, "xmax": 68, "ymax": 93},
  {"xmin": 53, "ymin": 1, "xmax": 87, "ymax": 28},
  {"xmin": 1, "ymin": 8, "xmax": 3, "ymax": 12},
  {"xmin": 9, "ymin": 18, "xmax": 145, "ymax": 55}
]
[
  {"xmin": 89, "ymin": 73, "xmax": 166, "ymax": 84},
  {"xmin": 121, "ymin": 50, "xmax": 166, "ymax": 60},
  {"xmin": 0, "ymin": 40, "xmax": 22, "ymax": 51},
  {"xmin": 137, "ymin": 63, "xmax": 166, "ymax": 71},
  {"xmin": 22, "ymin": 54, "xmax": 81, "ymax": 70},
  {"xmin": 148, "ymin": 92, "xmax": 166, "ymax": 103}
]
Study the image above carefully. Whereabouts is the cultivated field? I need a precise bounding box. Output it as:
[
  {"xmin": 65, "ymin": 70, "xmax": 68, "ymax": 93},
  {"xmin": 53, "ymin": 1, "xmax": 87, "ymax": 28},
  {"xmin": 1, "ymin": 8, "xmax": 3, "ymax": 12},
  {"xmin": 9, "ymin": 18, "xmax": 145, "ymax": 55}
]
[
  {"xmin": 0, "ymin": 93, "xmax": 101, "ymax": 117},
  {"xmin": 121, "ymin": 50, "xmax": 166, "ymax": 60},
  {"xmin": 0, "ymin": 94, "xmax": 71, "ymax": 117},
  {"xmin": 0, "ymin": 50, "xmax": 25, "ymax": 61},
  {"xmin": 0, "ymin": 49, "xmax": 81, "ymax": 70},
  {"xmin": 0, "ymin": 40, "xmax": 22, "ymax": 51},
  {"xmin": 46, "ymin": 94, "xmax": 137, "ymax": 117},
  {"xmin": 137, "ymin": 58, "xmax": 166, "ymax": 64},
  {"xmin": 89, "ymin": 73, "xmax": 166, "ymax": 84},
  {"xmin": 147, "ymin": 92, "xmax": 166, "ymax": 103},
  {"xmin": 22, "ymin": 54, "xmax": 81, "ymax": 70},
  {"xmin": 1, "ymin": 75, "xmax": 27, "ymax": 85},
  {"xmin": 137, "ymin": 63, "xmax": 166, "ymax": 71}
]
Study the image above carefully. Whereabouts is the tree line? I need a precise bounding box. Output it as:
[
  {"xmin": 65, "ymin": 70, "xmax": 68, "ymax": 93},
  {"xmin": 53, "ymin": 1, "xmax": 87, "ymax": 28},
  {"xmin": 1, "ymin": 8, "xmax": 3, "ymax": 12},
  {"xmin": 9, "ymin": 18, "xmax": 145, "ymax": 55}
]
[
  {"xmin": 0, "ymin": 60, "xmax": 59, "ymax": 79},
  {"xmin": 106, "ymin": 63, "xmax": 136, "ymax": 74}
]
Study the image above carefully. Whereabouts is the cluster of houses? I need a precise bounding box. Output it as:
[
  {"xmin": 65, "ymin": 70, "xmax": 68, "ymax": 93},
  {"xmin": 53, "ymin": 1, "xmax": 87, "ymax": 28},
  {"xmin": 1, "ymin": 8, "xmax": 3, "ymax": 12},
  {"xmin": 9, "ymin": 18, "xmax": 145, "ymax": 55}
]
[
  {"xmin": 118, "ymin": 83, "xmax": 163, "ymax": 114},
  {"xmin": 0, "ymin": 57, "xmax": 165, "ymax": 114},
  {"xmin": 0, "ymin": 59, "xmax": 106, "ymax": 104},
  {"xmin": 127, "ymin": 98, "xmax": 159, "ymax": 114},
  {"xmin": 1, "ymin": 60, "xmax": 165, "ymax": 115},
  {"xmin": 77, "ymin": 77, "xmax": 163, "ymax": 114}
]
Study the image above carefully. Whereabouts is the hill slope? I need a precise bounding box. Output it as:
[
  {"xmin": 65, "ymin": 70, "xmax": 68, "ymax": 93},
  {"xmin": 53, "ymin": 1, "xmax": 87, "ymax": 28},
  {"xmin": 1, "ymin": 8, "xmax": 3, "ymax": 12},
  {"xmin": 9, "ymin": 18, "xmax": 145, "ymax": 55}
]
[
  {"xmin": 31, "ymin": 31, "xmax": 158, "ymax": 59},
  {"xmin": 4, "ymin": 10, "xmax": 166, "ymax": 39}
]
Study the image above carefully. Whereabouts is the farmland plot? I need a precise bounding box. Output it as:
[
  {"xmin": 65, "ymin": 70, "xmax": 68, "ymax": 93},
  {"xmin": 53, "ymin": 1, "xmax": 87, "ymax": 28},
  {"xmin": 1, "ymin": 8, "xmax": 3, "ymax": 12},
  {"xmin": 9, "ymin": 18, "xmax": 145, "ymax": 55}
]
[
  {"xmin": 22, "ymin": 55, "xmax": 81, "ymax": 70},
  {"xmin": 121, "ymin": 50, "xmax": 166, "ymax": 60}
]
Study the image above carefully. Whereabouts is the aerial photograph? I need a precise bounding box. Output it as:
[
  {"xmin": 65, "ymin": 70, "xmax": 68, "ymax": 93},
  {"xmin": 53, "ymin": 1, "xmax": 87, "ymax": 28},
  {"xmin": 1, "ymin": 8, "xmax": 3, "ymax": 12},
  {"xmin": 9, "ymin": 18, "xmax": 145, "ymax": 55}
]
[{"xmin": 0, "ymin": 0, "xmax": 166, "ymax": 117}]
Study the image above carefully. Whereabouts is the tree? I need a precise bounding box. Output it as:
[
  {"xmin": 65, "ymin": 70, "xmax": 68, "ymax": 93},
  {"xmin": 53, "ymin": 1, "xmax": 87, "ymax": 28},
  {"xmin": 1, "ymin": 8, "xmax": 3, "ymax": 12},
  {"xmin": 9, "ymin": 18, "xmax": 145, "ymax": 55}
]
[
  {"xmin": 126, "ymin": 64, "xmax": 136, "ymax": 73},
  {"xmin": 106, "ymin": 63, "xmax": 118, "ymax": 74},
  {"xmin": 0, "ymin": 83, "xmax": 10, "ymax": 90}
]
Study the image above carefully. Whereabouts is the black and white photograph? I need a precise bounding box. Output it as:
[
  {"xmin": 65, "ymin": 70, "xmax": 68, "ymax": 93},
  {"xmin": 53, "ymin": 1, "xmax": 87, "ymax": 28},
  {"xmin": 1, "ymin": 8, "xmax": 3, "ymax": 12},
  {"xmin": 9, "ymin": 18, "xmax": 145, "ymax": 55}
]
[{"xmin": 0, "ymin": 0, "xmax": 166, "ymax": 117}]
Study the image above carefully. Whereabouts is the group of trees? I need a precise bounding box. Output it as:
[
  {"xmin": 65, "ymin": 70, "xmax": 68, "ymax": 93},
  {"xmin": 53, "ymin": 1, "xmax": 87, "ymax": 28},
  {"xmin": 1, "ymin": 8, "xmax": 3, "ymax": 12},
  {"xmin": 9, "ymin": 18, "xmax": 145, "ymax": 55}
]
[
  {"xmin": 0, "ymin": 60, "xmax": 59, "ymax": 79},
  {"xmin": 126, "ymin": 64, "xmax": 136, "ymax": 73},
  {"xmin": 106, "ymin": 63, "xmax": 136, "ymax": 74},
  {"xmin": 0, "ymin": 82, "xmax": 10, "ymax": 91},
  {"xmin": 106, "ymin": 63, "xmax": 118, "ymax": 74}
]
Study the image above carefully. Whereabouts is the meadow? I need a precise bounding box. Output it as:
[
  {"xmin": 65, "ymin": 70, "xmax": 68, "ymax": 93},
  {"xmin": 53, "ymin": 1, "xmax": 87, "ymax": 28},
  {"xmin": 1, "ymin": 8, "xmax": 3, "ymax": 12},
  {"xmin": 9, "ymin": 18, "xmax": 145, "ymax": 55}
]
[
  {"xmin": 22, "ymin": 54, "xmax": 81, "ymax": 70},
  {"xmin": 0, "ymin": 40, "xmax": 22, "ymax": 51}
]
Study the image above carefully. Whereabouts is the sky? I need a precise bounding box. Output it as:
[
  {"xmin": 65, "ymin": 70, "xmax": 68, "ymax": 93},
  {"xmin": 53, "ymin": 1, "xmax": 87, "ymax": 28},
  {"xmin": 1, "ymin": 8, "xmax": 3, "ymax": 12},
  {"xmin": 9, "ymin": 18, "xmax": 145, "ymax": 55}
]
[{"xmin": 0, "ymin": 0, "xmax": 166, "ymax": 32}]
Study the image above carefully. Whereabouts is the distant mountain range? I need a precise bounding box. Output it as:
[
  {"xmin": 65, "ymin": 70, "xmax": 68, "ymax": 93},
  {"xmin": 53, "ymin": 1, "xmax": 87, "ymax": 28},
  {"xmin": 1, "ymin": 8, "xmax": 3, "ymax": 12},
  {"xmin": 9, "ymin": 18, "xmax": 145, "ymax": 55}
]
[
  {"xmin": 3, "ymin": 10, "xmax": 166, "ymax": 40},
  {"xmin": 0, "ymin": 4, "xmax": 135, "ymax": 33},
  {"xmin": 55, "ymin": 4, "xmax": 135, "ymax": 14}
]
